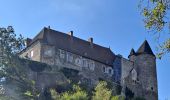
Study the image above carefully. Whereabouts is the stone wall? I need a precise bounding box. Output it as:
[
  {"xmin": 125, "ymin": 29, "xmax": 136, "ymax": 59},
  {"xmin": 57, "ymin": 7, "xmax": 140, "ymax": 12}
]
[
  {"xmin": 135, "ymin": 54, "xmax": 158, "ymax": 100},
  {"xmin": 19, "ymin": 41, "xmax": 41, "ymax": 62},
  {"xmin": 19, "ymin": 41, "xmax": 158, "ymax": 100},
  {"xmin": 19, "ymin": 42, "xmax": 115, "ymax": 86},
  {"xmin": 122, "ymin": 54, "xmax": 158, "ymax": 100},
  {"xmin": 113, "ymin": 56, "xmax": 122, "ymax": 83},
  {"xmin": 40, "ymin": 44, "xmax": 114, "ymax": 84},
  {"xmin": 121, "ymin": 58, "xmax": 133, "ymax": 85}
]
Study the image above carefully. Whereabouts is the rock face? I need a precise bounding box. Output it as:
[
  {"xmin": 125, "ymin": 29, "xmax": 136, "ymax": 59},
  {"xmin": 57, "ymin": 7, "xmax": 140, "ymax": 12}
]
[{"xmin": 19, "ymin": 27, "xmax": 158, "ymax": 100}]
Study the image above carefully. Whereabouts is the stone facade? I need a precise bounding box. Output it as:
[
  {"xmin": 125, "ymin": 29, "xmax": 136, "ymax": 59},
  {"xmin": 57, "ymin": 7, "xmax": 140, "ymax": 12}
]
[
  {"xmin": 19, "ymin": 27, "xmax": 158, "ymax": 100},
  {"xmin": 20, "ymin": 43, "xmax": 114, "ymax": 86},
  {"xmin": 125, "ymin": 54, "xmax": 158, "ymax": 99},
  {"xmin": 20, "ymin": 41, "xmax": 41, "ymax": 62}
]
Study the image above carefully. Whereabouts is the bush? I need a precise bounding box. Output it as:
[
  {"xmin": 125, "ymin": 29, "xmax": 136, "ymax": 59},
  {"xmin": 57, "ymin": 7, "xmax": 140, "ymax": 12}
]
[{"xmin": 92, "ymin": 81, "xmax": 112, "ymax": 100}]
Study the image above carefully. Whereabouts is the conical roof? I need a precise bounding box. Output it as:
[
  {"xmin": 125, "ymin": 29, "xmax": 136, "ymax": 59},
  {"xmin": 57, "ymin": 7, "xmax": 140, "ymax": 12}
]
[
  {"xmin": 136, "ymin": 40, "xmax": 154, "ymax": 56},
  {"xmin": 128, "ymin": 48, "xmax": 136, "ymax": 58}
]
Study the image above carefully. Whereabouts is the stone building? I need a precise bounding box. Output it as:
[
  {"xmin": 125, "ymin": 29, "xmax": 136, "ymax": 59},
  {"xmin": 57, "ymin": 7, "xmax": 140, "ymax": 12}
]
[{"xmin": 19, "ymin": 27, "xmax": 158, "ymax": 100}]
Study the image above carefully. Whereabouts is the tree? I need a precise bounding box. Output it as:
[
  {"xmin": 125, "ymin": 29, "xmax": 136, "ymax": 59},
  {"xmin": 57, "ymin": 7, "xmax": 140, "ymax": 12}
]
[
  {"xmin": 92, "ymin": 81, "xmax": 112, "ymax": 100},
  {"xmin": 0, "ymin": 26, "xmax": 41, "ymax": 100},
  {"xmin": 50, "ymin": 81, "xmax": 125, "ymax": 100},
  {"xmin": 139, "ymin": 0, "xmax": 170, "ymax": 58},
  {"xmin": 111, "ymin": 96, "xmax": 125, "ymax": 100},
  {"xmin": 50, "ymin": 85, "xmax": 88, "ymax": 100}
]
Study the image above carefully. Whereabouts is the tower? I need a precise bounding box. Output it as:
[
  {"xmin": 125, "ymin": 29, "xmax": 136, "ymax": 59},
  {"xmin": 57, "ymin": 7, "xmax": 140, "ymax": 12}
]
[
  {"xmin": 129, "ymin": 40, "xmax": 158, "ymax": 100},
  {"xmin": 128, "ymin": 48, "xmax": 136, "ymax": 62}
]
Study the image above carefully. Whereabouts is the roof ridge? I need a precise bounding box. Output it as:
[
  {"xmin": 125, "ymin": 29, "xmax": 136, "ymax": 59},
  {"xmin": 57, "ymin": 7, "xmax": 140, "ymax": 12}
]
[{"xmin": 47, "ymin": 27, "xmax": 111, "ymax": 50}]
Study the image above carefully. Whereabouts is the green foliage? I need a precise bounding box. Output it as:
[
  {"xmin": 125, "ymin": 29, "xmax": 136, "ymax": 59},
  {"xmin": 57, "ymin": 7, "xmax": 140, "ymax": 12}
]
[
  {"xmin": 50, "ymin": 89, "xmax": 61, "ymax": 100},
  {"xmin": 50, "ymin": 85, "xmax": 88, "ymax": 100},
  {"xmin": 0, "ymin": 26, "xmax": 41, "ymax": 100},
  {"xmin": 157, "ymin": 38, "xmax": 170, "ymax": 59},
  {"xmin": 50, "ymin": 81, "xmax": 125, "ymax": 100},
  {"xmin": 143, "ymin": 2, "xmax": 166, "ymax": 32},
  {"xmin": 111, "ymin": 96, "xmax": 125, "ymax": 100},
  {"xmin": 92, "ymin": 81, "xmax": 112, "ymax": 100},
  {"xmin": 141, "ymin": 0, "xmax": 167, "ymax": 32},
  {"xmin": 140, "ymin": 0, "xmax": 170, "ymax": 58},
  {"xmin": 0, "ymin": 95, "xmax": 14, "ymax": 100},
  {"xmin": 0, "ymin": 26, "xmax": 25, "ymax": 56}
]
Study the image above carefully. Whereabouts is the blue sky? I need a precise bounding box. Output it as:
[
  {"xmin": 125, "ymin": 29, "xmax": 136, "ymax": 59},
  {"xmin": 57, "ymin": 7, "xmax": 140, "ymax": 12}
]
[{"xmin": 0, "ymin": 0, "xmax": 169, "ymax": 99}]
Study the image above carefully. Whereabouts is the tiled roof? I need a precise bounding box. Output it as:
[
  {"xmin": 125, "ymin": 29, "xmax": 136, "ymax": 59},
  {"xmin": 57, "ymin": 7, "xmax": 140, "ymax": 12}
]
[
  {"xmin": 136, "ymin": 40, "xmax": 155, "ymax": 56},
  {"xmin": 28, "ymin": 27, "xmax": 116, "ymax": 66}
]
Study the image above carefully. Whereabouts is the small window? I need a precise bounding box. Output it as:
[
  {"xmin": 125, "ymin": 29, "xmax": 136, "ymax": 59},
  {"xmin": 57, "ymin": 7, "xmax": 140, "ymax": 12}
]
[
  {"xmin": 83, "ymin": 59, "xmax": 88, "ymax": 67},
  {"xmin": 103, "ymin": 66, "xmax": 106, "ymax": 73},
  {"xmin": 109, "ymin": 69, "xmax": 112, "ymax": 74},
  {"xmin": 59, "ymin": 49, "xmax": 65, "ymax": 59},
  {"xmin": 75, "ymin": 58, "xmax": 81, "ymax": 66},
  {"xmin": 31, "ymin": 51, "xmax": 34, "ymax": 57}
]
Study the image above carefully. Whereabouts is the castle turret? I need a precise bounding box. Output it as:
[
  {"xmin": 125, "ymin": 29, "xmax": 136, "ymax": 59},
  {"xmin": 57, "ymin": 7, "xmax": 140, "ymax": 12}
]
[
  {"xmin": 128, "ymin": 48, "xmax": 136, "ymax": 61},
  {"xmin": 134, "ymin": 40, "xmax": 158, "ymax": 100},
  {"xmin": 136, "ymin": 40, "xmax": 154, "ymax": 56}
]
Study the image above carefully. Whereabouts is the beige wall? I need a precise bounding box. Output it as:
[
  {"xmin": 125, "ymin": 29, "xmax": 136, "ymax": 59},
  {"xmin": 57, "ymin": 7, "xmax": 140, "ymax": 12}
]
[{"xmin": 19, "ymin": 42, "xmax": 41, "ymax": 62}]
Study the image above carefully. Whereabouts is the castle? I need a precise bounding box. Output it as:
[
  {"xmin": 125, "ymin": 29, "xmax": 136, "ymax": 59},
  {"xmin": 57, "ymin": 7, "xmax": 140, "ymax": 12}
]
[{"xmin": 19, "ymin": 27, "xmax": 158, "ymax": 100}]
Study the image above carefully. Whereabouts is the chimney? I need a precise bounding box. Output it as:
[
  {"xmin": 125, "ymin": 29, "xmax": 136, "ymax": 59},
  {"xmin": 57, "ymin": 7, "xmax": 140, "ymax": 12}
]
[
  {"xmin": 25, "ymin": 38, "xmax": 32, "ymax": 47},
  {"xmin": 68, "ymin": 31, "xmax": 73, "ymax": 36},
  {"xmin": 88, "ymin": 37, "xmax": 93, "ymax": 43},
  {"xmin": 48, "ymin": 26, "xmax": 50, "ymax": 29},
  {"xmin": 88, "ymin": 37, "xmax": 93, "ymax": 47}
]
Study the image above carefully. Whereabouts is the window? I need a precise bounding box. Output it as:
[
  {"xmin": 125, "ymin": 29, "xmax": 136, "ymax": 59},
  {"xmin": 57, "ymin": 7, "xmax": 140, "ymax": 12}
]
[
  {"xmin": 83, "ymin": 59, "xmax": 88, "ymax": 68},
  {"xmin": 75, "ymin": 58, "xmax": 82, "ymax": 66},
  {"xmin": 109, "ymin": 69, "xmax": 112, "ymax": 74},
  {"xmin": 89, "ymin": 62, "xmax": 95, "ymax": 71},
  {"xmin": 59, "ymin": 49, "xmax": 65, "ymax": 59},
  {"xmin": 31, "ymin": 50, "xmax": 34, "ymax": 57},
  {"xmin": 67, "ymin": 52, "xmax": 73, "ymax": 63},
  {"xmin": 131, "ymin": 69, "xmax": 137, "ymax": 81},
  {"xmin": 44, "ymin": 49, "xmax": 53, "ymax": 57},
  {"xmin": 103, "ymin": 66, "xmax": 106, "ymax": 73}
]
